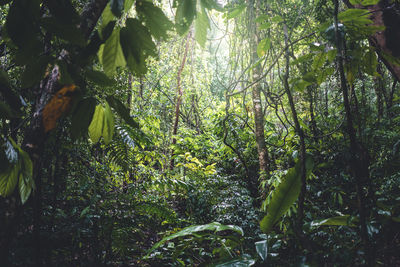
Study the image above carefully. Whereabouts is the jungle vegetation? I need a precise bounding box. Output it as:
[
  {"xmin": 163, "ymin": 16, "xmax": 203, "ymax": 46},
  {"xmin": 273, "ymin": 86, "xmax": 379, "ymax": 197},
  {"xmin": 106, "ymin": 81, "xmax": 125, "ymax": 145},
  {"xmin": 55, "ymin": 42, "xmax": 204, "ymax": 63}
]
[{"xmin": 1, "ymin": 0, "xmax": 400, "ymax": 266}]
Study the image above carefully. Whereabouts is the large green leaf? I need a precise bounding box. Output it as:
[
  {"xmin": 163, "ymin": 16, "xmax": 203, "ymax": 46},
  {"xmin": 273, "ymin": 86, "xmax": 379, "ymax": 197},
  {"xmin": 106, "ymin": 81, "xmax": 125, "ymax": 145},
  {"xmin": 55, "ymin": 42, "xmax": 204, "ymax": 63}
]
[
  {"xmin": 260, "ymin": 156, "xmax": 314, "ymax": 233},
  {"xmin": 195, "ymin": 7, "xmax": 210, "ymax": 48},
  {"xmin": 100, "ymin": 28, "xmax": 126, "ymax": 76},
  {"xmin": 89, "ymin": 104, "xmax": 105, "ymax": 143},
  {"xmin": 309, "ymin": 215, "xmax": 358, "ymax": 228},
  {"xmin": 136, "ymin": 0, "xmax": 173, "ymax": 40},
  {"xmin": 120, "ymin": 18, "xmax": 157, "ymax": 75},
  {"xmin": 103, "ymin": 102, "xmax": 115, "ymax": 144},
  {"xmin": 88, "ymin": 103, "xmax": 115, "ymax": 144},
  {"xmin": 146, "ymin": 222, "xmax": 243, "ymax": 256},
  {"xmin": 175, "ymin": 0, "xmax": 196, "ymax": 34}
]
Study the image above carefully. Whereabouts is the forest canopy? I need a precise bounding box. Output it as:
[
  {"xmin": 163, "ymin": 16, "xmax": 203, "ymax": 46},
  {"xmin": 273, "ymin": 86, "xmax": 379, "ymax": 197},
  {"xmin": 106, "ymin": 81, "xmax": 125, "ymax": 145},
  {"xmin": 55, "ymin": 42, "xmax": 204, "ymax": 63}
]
[{"xmin": 1, "ymin": 0, "xmax": 400, "ymax": 266}]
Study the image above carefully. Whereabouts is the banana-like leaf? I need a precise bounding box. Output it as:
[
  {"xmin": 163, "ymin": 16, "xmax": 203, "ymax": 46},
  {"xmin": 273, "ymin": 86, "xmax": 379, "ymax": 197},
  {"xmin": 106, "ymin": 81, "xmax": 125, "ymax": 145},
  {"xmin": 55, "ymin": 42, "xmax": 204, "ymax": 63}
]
[
  {"xmin": 146, "ymin": 222, "xmax": 243, "ymax": 256},
  {"xmin": 309, "ymin": 215, "xmax": 358, "ymax": 228},
  {"xmin": 260, "ymin": 156, "xmax": 314, "ymax": 233}
]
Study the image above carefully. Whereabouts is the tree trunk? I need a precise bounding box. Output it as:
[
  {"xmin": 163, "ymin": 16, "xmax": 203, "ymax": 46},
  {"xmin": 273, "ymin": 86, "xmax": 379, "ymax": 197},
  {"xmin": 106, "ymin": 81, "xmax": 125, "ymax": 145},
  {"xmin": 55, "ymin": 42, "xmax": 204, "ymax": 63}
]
[
  {"xmin": 334, "ymin": 1, "xmax": 374, "ymax": 265},
  {"xmin": 249, "ymin": 0, "xmax": 270, "ymax": 185},
  {"xmin": 170, "ymin": 33, "xmax": 191, "ymax": 170},
  {"xmin": 20, "ymin": 1, "xmax": 108, "ymax": 265},
  {"xmin": 282, "ymin": 24, "xmax": 309, "ymax": 252}
]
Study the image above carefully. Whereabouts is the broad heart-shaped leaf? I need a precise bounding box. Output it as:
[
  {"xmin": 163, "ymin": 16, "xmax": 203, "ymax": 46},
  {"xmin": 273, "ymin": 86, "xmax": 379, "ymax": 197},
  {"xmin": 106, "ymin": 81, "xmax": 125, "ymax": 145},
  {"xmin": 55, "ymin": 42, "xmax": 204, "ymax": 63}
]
[
  {"xmin": 195, "ymin": 7, "xmax": 210, "ymax": 48},
  {"xmin": 257, "ymin": 38, "xmax": 271, "ymax": 58},
  {"xmin": 100, "ymin": 28, "xmax": 126, "ymax": 77},
  {"xmin": 175, "ymin": 0, "xmax": 196, "ymax": 34},
  {"xmin": 71, "ymin": 97, "xmax": 97, "ymax": 140},
  {"xmin": 260, "ymin": 156, "xmax": 314, "ymax": 233},
  {"xmin": 89, "ymin": 104, "xmax": 105, "ymax": 143},
  {"xmin": 309, "ymin": 215, "xmax": 358, "ymax": 228},
  {"xmin": 120, "ymin": 18, "xmax": 157, "ymax": 75},
  {"xmin": 146, "ymin": 222, "xmax": 243, "ymax": 256},
  {"xmin": 136, "ymin": 0, "xmax": 173, "ymax": 40},
  {"xmin": 255, "ymin": 240, "xmax": 268, "ymax": 261},
  {"xmin": 103, "ymin": 102, "xmax": 115, "ymax": 144},
  {"xmin": 106, "ymin": 95, "xmax": 139, "ymax": 128}
]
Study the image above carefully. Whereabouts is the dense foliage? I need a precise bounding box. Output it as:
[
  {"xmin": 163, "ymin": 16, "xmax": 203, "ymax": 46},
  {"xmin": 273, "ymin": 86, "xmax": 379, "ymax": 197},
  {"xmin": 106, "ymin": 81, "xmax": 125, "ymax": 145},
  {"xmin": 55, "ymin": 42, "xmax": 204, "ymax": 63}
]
[{"xmin": 1, "ymin": 0, "xmax": 400, "ymax": 266}]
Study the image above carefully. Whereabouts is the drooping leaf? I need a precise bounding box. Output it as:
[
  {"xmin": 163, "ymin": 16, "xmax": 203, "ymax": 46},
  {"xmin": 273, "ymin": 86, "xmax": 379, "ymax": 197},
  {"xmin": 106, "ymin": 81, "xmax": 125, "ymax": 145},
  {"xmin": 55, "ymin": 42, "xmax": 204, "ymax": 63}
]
[
  {"xmin": 260, "ymin": 156, "xmax": 314, "ymax": 233},
  {"xmin": 146, "ymin": 222, "xmax": 243, "ymax": 256},
  {"xmin": 103, "ymin": 102, "xmax": 115, "ymax": 144},
  {"xmin": 89, "ymin": 104, "xmax": 105, "ymax": 143},
  {"xmin": 71, "ymin": 97, "xmax": 97, "ymax": 139},
  {"xmin": 106, "ymin": 95, "xmax": 139, "ymax": 128},
  {"xmin": 310, "ymin": 215, "xmax": 358, "ymax": 228},
  {"xmin": 101, "ymin": 28, "xmax": 126, "ymax": 76},
  {"xmin": 175, "ymin": 0, "xmax": 196, "ymax": 34},
  {"xmin": 120, "ymin": 18, "xmax": 157, "ymax": 75},
  {"xmin": 136, "ymin": 0, "xmax": 173, "ymax": 40},
  {"xmin": 195, "ymin": 7, "xmax": 210, "ymax": 48}
]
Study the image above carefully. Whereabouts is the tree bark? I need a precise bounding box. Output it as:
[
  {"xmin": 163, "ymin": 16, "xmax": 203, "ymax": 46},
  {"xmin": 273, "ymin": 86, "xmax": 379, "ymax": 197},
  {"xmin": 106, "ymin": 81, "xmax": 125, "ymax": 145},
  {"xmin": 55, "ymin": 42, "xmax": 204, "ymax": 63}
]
[
  {"xmin": 249, "ymin": 0, "xmax": 270, "ymax": 185},
  {"xmin": 20, "ymin": 1, "xmax": 108, "ymax": 265},
  {"xmin": 334, "ymin": 1, "xmax": 374, "ymax": 265},
  {"xmin": 170, "ymin": 33, "xmax": 191, "ymax": 170},
  {"xmin": 282, "ymin": 24, "xmax": 309, "ymax": 252}
]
